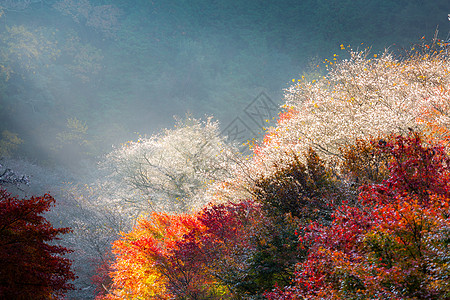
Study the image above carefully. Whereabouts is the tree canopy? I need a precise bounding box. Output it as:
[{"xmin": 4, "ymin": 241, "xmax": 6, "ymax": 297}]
[{"xmin": 0, "ymin": 189, "xmax": 75, "ymax": 299}]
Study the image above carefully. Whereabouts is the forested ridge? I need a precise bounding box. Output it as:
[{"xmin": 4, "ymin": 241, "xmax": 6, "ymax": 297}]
[{"xmin": 1, "ymin": 1, "xmax": 450, "ymax": 299}]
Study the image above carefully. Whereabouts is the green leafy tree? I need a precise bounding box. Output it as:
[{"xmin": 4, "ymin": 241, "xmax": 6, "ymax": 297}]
[
  {"xmin": 0, "ymin": 130, "xmax": 23, "ymax": 157},
  {"xmin": 251, "ymin": 148, "xmax": 335, "ymax": 222},
  {"xmin": 0, "ymin": 25, "xmax": 60, "ymax": 76}
]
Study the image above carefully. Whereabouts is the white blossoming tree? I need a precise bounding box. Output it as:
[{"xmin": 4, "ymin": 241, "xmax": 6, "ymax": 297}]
[
  {"xmin": 99, "ymin": 116, "xmax": 242, "ymax": 215},
  {"xmin": 58, "ymin": 116, "xmax": 243, "ymax": 296},
  {"xmin": 254, "ymin": 40, "xmax": 450, "ymax": 172}
]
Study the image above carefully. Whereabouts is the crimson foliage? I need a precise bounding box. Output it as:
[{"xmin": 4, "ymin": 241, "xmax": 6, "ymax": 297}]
[
  {"xmin": 0, "ymin": 189, "xmax": 75, "ymax": 299},
  {"xmin": 266, "ymin": 134, "xmax": 450, "ymax": 299},
  {"xmin": 168, "ymin": 200, "xmax": 304, "ymax": 298}
]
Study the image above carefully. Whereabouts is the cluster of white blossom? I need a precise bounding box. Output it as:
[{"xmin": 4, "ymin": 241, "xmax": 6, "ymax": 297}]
[
  {"xmin": 99, "ymin": 116, "xmax": 242, "ymax": 216},
  {"xmin": 58, "ymin": 117, "xmax": 243, "ymax": 296},
  {"xmin": 254, "ymin": 45, "xmax": 450, "ymax": 173}
]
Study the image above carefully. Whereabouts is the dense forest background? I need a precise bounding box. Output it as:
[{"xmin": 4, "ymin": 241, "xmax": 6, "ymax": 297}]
[{"xmin": 1, "ymin": 1, "xmax": 450, "ymax": 299}]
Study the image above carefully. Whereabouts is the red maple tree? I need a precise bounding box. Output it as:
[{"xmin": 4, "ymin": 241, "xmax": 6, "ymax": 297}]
[
  {"xmin": 266, "ymin": 133, "xmax": 450, "ymax": 299},
  {"xmin": 0, "ymin": 189, "xmax": 75, "ymax": 299}
]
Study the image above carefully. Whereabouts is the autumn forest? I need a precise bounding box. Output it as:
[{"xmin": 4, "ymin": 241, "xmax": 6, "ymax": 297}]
[{"xmin": 1, "ymin": 1, "xmax": 450, "ymax": 299}]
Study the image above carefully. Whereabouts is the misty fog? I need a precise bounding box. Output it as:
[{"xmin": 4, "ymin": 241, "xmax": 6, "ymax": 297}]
[{"xmin": 1, "ymin": 0, "xmax": 447, "ymax": 170}]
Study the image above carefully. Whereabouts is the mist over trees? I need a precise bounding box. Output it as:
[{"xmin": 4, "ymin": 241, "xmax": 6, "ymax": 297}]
[
  {"xmin": 90, "ymin": 41, "xmax": 450, "ymax": 300},
  {"xmin": 0, "ymin": 0, "xmax": 450, "ymax": 299},
  {"xmin": 0, "ymin": 0, "xmax": 448, "ymax": 166}
]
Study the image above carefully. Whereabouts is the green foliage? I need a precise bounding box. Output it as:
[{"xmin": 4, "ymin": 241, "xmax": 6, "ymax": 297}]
[
  {"xmin": 63, "ymin": 32, "xmax": 103, "ymax": 82},
  {"xmin": 54, "ymin": 117, "xmax": 91, "ymax": 153},
  {"xmin": 239, "ymin": 214, "xmax": 303, "ymax": 298},
  {"xmin": 0, "ymin": 130, "xmax": 23, "ymax": 157},
  {"xmin": 53, "ymin": 0, "xmax": 122, "ymax": 37},
  {"xmin": 251, "ymin": 148, "xmax": 335, "ymax": 223},
  {"xmin": 0, "ymin": 25, "xmax": 60, "ymax": 75}
]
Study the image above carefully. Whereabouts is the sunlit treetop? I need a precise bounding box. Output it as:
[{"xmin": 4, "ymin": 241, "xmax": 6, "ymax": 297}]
[{"xmin": 253, "ymin": 40, "xmax": 450, "ymax": 174}]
